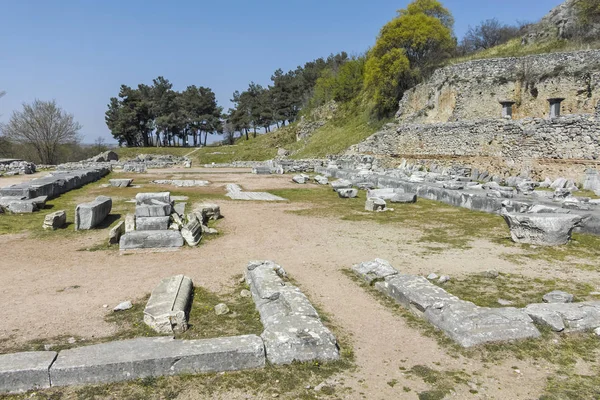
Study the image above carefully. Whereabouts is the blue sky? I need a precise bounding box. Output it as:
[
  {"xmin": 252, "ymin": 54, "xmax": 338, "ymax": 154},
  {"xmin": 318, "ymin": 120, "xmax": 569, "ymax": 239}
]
[{"xmin": 0, "ymin": 0, "xmax": 563, "ymax": 144}]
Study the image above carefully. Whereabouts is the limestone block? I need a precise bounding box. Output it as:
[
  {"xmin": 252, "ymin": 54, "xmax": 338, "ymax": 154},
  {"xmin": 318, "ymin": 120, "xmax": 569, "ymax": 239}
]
[
  {"xmin": 135, "ymin": 192, "xmax": 171, "ymax": 206},
  {"xmin": 337, "ymin": 188, "xmax": 358, "ymax": 198},
  {"xmin": 194, "ymin": 203, "xmax": 221, "ymax": 222},
  {"xmin": 119, "ymin": 230, "xmax": 184, "ymax": 250},
  {"xmin": 181, "ymin": 217, "xmax": 202, "ymax": 246},
  {"xmin": 173, "ymin": 202, "xmax": 186, "ymax": 216},
  {"xmin": 109, "ymin": 179, "xmax": 132, "ymax": 188},
  {"xmin": 502, "ymin": 212, "xmax": 583, "ymax": 246},
  {"xmin": 367, "ymin": 188, "xmax": 405, "ymax": 200},
  {"xmin": 292, "ymin": 175, "xmax": 307, "ymax": 184},
  {"xmin": 543, "ymin": 290, "xmax": 574, "ymax": 304},
  {"xmin": 135, "ymin": 204, "xmax": 171, "ymax": 218},
  {"xmin": 314, "ymin": 175, "xmax": 329, "ymax": 185},
  {"xmin": 43, "ymin": 210, "xmax": 66, "ymax": 230},
  {"xmin": 0, "ymin": 351, "xmax": 57, "ymax": 393},
  {"xmin": 108, "ymin": 221, "xmax": 125, "ymax": 245},
  {"xmin": 253, "ymin": 167, "xmax": 271, "ymax": 175},
  {"xmin": 136, "ymin": 216, "xmax": 171, "ymax": 231},
  {"xmin": 352, "ymin": 259, "xmax": 398, "ymax": 283},
  {"xmin": 330, "ymin": 179, "xmax": 353, "ymax": 191},
  {"xmin": 389, "ymin": 193, "xmax": 417, "ymax": 204},
  {"xmin": 125, "ymin": 214, "xmax": 136, "ymax": 232},
  {"xmin": 524, "ymin": 302, "xmax": 600, "ymax": 332},
  {"xmin": 75, "ymin": 196, "xmax": 112, "ymax": 230},
  {"xmin": 49, "ymin": 336, "xmax": 265, "ymax": 386},
  {"xmin": 144, "ymin": 275, "xmax": 193, "ymax": 334},
  {"xmin": 365, "ymin": 197, "xmax": 386, "ymax": 211}
]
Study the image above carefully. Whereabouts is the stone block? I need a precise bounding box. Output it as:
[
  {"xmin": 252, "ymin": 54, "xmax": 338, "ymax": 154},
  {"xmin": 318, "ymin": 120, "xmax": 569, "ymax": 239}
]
[
  {"xmin": 292, "ymin": 175, "xmax": 307, "ymax": 184},
  {"xmin": 144, "ymin": 275, "xmax": 193, "ymax": 334},
  {"xmin": 136, "ymin": 216, "xmax": 171, "ymax": 231},
  {"xmin": 314, "ymin": 175, "xmax": 329, "ymax": 185},
  {"xmin": 135, "ymin": 192, "xmax": 171, "ymax": 206},
  {"xmin": 331, "ymin": 179, "xmax": 353, "ymax": 191},
  {"xmin": 109, "ymin": 179, "xmax": 132, "ymax": 188},
  {"xmin": 6, "ymin": 200, "xmax": 37, "ymax": 213},
  {"xmin": 173, "ymin": 202, "xmax": 186, "ymax": 216},
  {"xmin": 125, "ymin": 214, "xmax": 135, "ymax": 232},
  {"xmin": 0, "ymin": 351, "xmax": 57, "ymax": 393},
  {"xmin": 389, "ymin": 193, "xmax": 417, "ymax": 204},
  {"xmin": 352, "ymin": 258, "xmax": 398, "ymax": 283},
  {"xmin": 181, "ymin": 217, "xmax": 202, "ymax": 246},
  {"xmin": 524, "ymin": 302, "xmax": 600, "ymax": 332},
  {"xmin": 365, "ymin": 197, "xmax": 386, "ymax": 211},
  {"xmin": 119, "ymin": 230, "xmax": 184, "ymax": 250},
  {"xmin": 194, "ymin": 203, "xmax": 221, "ymax": 222},
  {"xmin": 543, "ymin": 290, "xmax": 574, "ymax": 304},
  {"xmin": 75, "ymin": 196, "xmax": 112, "ymax": 230},
  {"xmin": 108, "ymin": 221, "xmax": 125, "ymax": 245},
  {"xmin": 502, "ymin": 212, "xmax": 583, "ymax": 246},
  {"xmin": 135, "ymin": 204, "xmax": 171, "ymax": 218},
  {"xmin": 43, "ymin": 210, "xmax": 66, "ymax": 230},
  {"xmin": 49, "ymin": 336, "xmax": 265, "ymax": 386},
  {"xmin": 246, "ymin": 261, "xmax": 339, "ymax": 365},
  {"xmin": 337, "ymin": 188, "xmax": 358, "ymax": 198}
]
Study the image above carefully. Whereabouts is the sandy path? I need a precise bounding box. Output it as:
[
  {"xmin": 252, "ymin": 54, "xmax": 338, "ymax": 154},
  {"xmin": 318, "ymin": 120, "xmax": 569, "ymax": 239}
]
[{"xmin": 1, "ymin": 171, "xmax": 597, "ymax": 398}]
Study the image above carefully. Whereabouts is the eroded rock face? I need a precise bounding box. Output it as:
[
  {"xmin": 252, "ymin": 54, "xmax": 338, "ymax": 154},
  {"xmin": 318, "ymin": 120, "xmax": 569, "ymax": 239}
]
[{"xmin": 501, "ymin": 212, "xmax": 583, "ymax": 246}]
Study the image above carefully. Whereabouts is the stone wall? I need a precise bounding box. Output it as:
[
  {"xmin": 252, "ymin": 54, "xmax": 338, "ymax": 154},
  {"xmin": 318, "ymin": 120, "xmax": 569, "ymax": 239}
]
[
  {"xmin": 397, "ymin": 50, "xmax": 600, "ymax": 124},
  {"xmin": 351, "ymin": 110, "xmax": 600, "ymax": 181}
]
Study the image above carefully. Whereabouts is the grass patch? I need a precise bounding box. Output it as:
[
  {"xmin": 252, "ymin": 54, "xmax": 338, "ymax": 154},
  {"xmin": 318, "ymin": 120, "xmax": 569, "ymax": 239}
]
[
  {"xmin": 438, "ymin": 272, "xmax": 596, "ymax": 308},
  {"xmin": 541, "ymin": 371, "xmax": 600, "ymax": 400},
  {"xmin": 407, "ymin": 365, "xmax": 470, "ymax": 400}
]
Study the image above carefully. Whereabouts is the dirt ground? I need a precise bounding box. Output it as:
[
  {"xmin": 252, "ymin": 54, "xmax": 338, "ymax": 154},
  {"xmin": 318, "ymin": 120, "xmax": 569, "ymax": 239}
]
[{"xmin": 1, "ymin": 169, "xmax": 598, "ymax": 399}]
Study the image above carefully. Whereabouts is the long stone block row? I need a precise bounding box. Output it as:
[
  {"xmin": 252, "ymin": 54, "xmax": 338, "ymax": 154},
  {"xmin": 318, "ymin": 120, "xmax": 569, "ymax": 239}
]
[
  {"xmin": 0, "ymin": 336, "xmax": 264, "ymax": 393},
  {"xmin": 315, "ymin": 166, "xmax": 600, "ymax": 236},
  {"xmin": 352, "ymin": 259, "xmax": 541, "ymax": 347},
  {"xmin": 246, "ymin": 260, "xmax": 340, "ymax": 364},
  {"xmin": 0, "ymin": 168, "xmax": 110, "ymax": 200}
]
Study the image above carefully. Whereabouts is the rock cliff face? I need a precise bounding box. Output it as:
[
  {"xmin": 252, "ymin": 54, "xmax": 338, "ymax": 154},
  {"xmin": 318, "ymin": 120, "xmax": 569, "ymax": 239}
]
[
  {"xmin": 523, "ymin": 0, "xmax": 600, "ymax": 43},
  {"xmin": 396, "ymin": 50, "xmax": 600, "ymax": 124}
]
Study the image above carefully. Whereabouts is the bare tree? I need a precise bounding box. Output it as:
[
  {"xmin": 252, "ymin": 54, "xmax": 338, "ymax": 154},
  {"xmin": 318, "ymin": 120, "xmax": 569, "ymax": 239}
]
[
  {"xmin": 1, "ymin": 99, "xmax": 82, "ymax": 164},
  {"xmin": 460, "ymin": 18, "xmax": 522, "ymax": 54}
]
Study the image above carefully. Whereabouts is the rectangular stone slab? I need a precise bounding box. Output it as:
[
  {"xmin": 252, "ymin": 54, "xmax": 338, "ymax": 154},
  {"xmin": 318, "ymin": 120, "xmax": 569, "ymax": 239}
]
[
  {"xmin": 75, "ymin": 196, "xmax": 112, "ymax": 230},
  {"xmin": 49, "ymin": 336, "xmax": 265, "ymax": 386},
  {"xmin": 135, "ymin": 192, "xmax": 171, "ymax": 206},
  {"xmin": 136, "ymin": 216, "xmax": 171, "ymax": 231},
  {"xmin": 144, "ymin": 275, "xmax": 194, "ymax": 334},
  {"xmin": 135, "ymin": 204, "xmax": 171, "ymax": 217},
  {"xmin": 0, "ymin": 351, "xmax": 57, "ymax": 393},
  {"xmin": 119, "ymin": 230, "xmax": 184, "ymax": 250}
]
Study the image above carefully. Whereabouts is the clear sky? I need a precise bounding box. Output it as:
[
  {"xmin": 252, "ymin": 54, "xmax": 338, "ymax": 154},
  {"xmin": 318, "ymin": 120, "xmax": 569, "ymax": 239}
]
[{"xmin": 0, "ymin": 0, "xmax": 564, "ymax": 144}]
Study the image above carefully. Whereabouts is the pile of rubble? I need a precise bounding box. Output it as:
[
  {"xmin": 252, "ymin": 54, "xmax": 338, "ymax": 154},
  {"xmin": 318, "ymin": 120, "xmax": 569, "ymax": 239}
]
[
  {"xmin": 0, "ymin": 159, "xmax": 36, "ymax": 176},
  {"xmin": 118, "ymin": 192, "xmax": 220, "ymax": 250}
]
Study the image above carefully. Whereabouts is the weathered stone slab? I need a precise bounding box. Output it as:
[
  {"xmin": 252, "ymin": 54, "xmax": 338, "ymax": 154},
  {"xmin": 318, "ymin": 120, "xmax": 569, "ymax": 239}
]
[
  {"xmin": 136, "ymin": 216, "xmax": 171, "ymax": 231},
  {"xmin": 49, "ymin": 336, "xmax": 265, "ymax": 386},
  {"xmin": 6, "ymin": 199, "xmax": 37, "ymax": 213},
  {"xmin": 524, "ymin": 302, "xmax": 600, "ymax": 332},
  {"xmin": 502, "ymin": 212, "xmax": 583, "ymax": 246},
  {"xmin": 109, "ymin": 179, "xmax": 132, "ymax": 188},
  {"xmin": 390, "ymin": 193, "xmax": 417, "ymax": 204},
  {"xmin": 135, "ymin": 192, "xmax": 171, "ymax": 206},
  {"xmin": 135, "ymin": 204, "xmax": 171, "ymax": 218},
  {"xmin": 144, "ymin": 275, "xmax": 193, "ymax": 334},
  {"xmin": 225, "ymin": 184, "xmax": 286, "ymax": 201},
  {"xmin": 352, "ymin": 259, "xmax": 398, "ymax": 283},
  {"xmin": 108, "ymin": 221, "xmax": 125, "ymax": 245},
  {"xmin": 331, "ymin": 179, "xmax": 353, "ymax": 191},
  {"xmin": 0, "ymin": 351, "xmax": 57, "ymax": 393},
  {"xmin": 119, "ymin": 230, "xmax": 184, "ymax": 250},
  {"xmin": 75, "ymin": 196, "xmax": 112, "ymax": 230},
  {"xmin": 43, "ymin": 210, "xmax": 66, "ymax": 230},
  {"xmin": 314, "ymin": 175, "xmax": 329, "ymax": 185},
  {"xmin": 152, "ymin": 180, "xmax": 209, "ymax": 187},
  {"xmin": 253, "ymin": 167, "xmax": 271, "ymax": 175},
  {"xmin": 543, "ymin": 290, "xmax": 574, "ymax": 304},
  {"xmin": 246, "ymin": 261, "xmax": 340, "ymax": 365},
  {"xmin": 173, "ymin": 202, "xmax": 186, "ymax": 216},
  {"xmin": 181, "ymin": 217, "xmax": 202, "ymax": 246},
  {"xmin": 194, "ymin": 203, "xmax": 221, "ymax": 222}
]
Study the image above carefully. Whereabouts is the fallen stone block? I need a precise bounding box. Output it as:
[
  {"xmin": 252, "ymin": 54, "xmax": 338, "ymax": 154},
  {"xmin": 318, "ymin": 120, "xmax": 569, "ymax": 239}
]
[
  {"xmin": 6, "ymin": 199, "xmax": 37, "ymax": 213},
  {"xmin": 331, "ymin": 179, "xmax": 353, "ymax": 191},
  {"xmin": 108, "ymin": 221, "xmax": 125, "ymax": 245},
  {"xmin": 365, "ymin": 197, "xmax": 386, "ymax": 211},
  {"xmin": 543, "ymin": 290, "xmax": 574, "ymax": 304},
  {"xmin": 49, "ymin": 336, "xmax": 265, "ymax": 386},
  {"xmin": 367, "ymin": 188, "xmax": 405, "ymax": 200},
  {"xmin": 246, "ymin": 261, "xmax": 340, "ymax": 365},
  {"xmin": 501, "ymin": 212, "xmax": 583, "ymax": 246},
  {"xmin": 352, "ymin": 259, "xmax": 398, "ymax": 283},
  {"xmin": 337, "ymin": 188, "xmax": 358, "ymax": 198},
  {"xmin": 173, "ymin": 202, "xmax": 186, "ymax": 216},
  {"xmin": 109, "ymin": 179, "xmax": 133, "ymax": 188},
  {"xmin": 119, "ymin": 230, "xmax": 184, "ymax": 250},
  {"xmin": 0, "ymin": 351, "xmax": 57, "ymax": 393},
  {"xmin": 390, "ymin": 193, "xmax": 417, "ymax": 204},
  {"xmin": 43, "ymin": 210, "xmax": 66, "ymax": 230},
  {"xmin": 314, "ymin": 175, "xmax": 329, "ymax": 185},
  {"xmin": 135, "ymin": 192, "xmax": 171, "ymax": 206},
  {"xmin": 524, "ymin": 302, "xmax": 600, "ymax": 332},
  {"xmin": 181, "ymin": 217, "xmax": 202, "ymax": 246},
  {"xmin": 292, "ymin": 175, "xmax": 307, "ymax": 184},
  {"xmin": 75, "ymin": 196, "xmax": 112, "ymax": 230},
  {"xmin": 144, "ymin": 275, "xmax": 193, "ymax": 334},
  {"xmin": 135, "ymin": 204, "xmax": 171, "ymax": 218},
  {"xmin": 194, "ymin": 203, "xmax": 221, "ymax": 222},
  {"xmin": 136, "ymin": 216, "xmax": 171, "ymax": 231}
]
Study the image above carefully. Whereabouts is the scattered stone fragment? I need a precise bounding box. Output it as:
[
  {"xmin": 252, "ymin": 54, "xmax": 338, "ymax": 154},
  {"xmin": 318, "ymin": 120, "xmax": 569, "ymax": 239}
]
[
  {"xmin": 337, "ymin": 188, "xmax": 358, "ymax": 198},
  {"xmin": 497, "ymin": 299, "xmax": 514, "ymax": 306},
  {"xmin": 330, "ymin": 179, "xmax": 353, "ymax": 191},
  {"xmin": 427, "ymin": 273, "xmax": 438, "ymax": 280},
  {"xmin": 314, "ymin": 175, "xmax": 329, "ymax": 185},
  {"xmin": 75, "ymin": 196, "xmax": 112, "ymax": 230},
  {"xmin": 113, "ymin": 301, "xmax": 132, "ymax": 312},
  {"xmin": 543, "ymin": 290, "xmax": 574, "ymax": 304},
  {"xmin": 292, "ymin": 175, "xmax": 307, "ymax": 184},
  {"xmin": 144, "ymin": 275, "xmax": 193, "ymax": 334},
  {"xmin": 502, "ymin": 212, "xmax": 583, "ymax": 246},
  {"xmin": 173, "ymin": 202, "xmax": 186, "ymax": 216},
  {"xmin": 240, "ymin": 289, "xmax": 251, "ymax": 298},
  {"xmin": 215, "ymin": 303, "xmax": 230, "ymax": 315},
  {"xmin": 43, "ymin": 210, "xmax": 66, "ymax": 230},
  {"xmin": 201, "ymin": 225, "xmax": 218, "ymax": 235},
  {"xmin": 482, "ymin": 270, "xmax": 499, "ymax": 279},
  {"xmin": 365, "ymin": 197, "xmax": 386, "ymax": 211},
  {"xmin": 181, "ymin": 216, "xmax": 202, "ymax": 246},
  {"xmin": 194, "ymin": 203, "xmax": 221, "ymax": 222},
  {"xmin": 108, "ymin": 221, "xmax": 125, "ymax": 245},
  {"xmin": 438, "ymin": 275, "xmax": 450, "ymax": 284}
]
